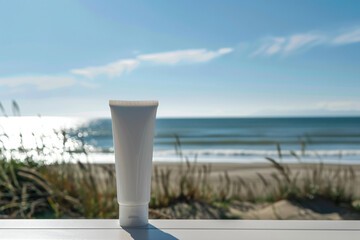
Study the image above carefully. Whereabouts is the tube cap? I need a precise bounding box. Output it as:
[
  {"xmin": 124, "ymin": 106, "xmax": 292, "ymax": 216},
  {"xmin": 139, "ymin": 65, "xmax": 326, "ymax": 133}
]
[{"xmin": 119, "ymin": 204, "xmax": 148, "ymax": 227}]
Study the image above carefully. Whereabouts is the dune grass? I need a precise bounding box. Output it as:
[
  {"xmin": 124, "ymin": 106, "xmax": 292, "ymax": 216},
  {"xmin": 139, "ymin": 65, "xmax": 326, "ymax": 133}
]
[
  {"xmin": 150, "ymin": 138, "xmax": 358, "ymax": 207},
  {"xmin": 0, "ymin": 125, "xmax": 359, "ymax": 218}
]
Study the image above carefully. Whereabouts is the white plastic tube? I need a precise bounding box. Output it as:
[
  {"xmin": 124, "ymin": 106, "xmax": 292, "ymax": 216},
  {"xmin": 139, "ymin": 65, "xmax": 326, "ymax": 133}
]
[{"xmin": 109, "ymin": 100, "xmax": 158, "ymax": 227}]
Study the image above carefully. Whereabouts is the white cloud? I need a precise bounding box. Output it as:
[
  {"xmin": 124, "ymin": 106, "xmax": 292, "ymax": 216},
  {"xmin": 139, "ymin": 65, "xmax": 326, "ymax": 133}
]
[
  {"xmin": 0, "ymin": 75, "xmax": 76, "ymax": 90},
  {"xmin": 71, "ymin": 59, "xmax": 139, "ymax": 78},
  {"xmin": 253, "ymin": 34, "xmax": 324, "ymax": 56},
  {"xmin": 251, "ymin": 26, "xmax": 360, "ymax": 57},
  {"xmin": 137, "ymin": 48, "xmax": 233, "ymax": 64},
  {"xmin": 69, "ymin": 48, "xmax": 233, "ymax": 80},
  {"xmin": 250, "ymin": 44, "xmax": 269, "ymax": 57},
  {"xmin": 0, "ymin": 47, "xmax": 233, "ymax": 91},
  {"xmin": 265, "ymin": 38, "xmax": 285, "ymax": 55},
  {"xmin": 333, "ymin": 27, "xmax": 360, "ymax": 45},
  {"xmin": 284, "ymin": 34, "xmax": 324, "ymax": 52}
]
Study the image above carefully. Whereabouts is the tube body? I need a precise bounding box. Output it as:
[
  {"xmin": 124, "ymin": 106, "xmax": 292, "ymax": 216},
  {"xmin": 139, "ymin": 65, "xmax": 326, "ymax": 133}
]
[{"xmin": 109, "ymin": 100, "xmax": 158, "ymax": 227}]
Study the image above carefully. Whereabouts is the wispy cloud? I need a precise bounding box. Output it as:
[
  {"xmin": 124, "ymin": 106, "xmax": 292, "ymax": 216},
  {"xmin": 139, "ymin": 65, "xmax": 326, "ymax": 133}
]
[
  {"xmin": 71, "ymin": 59, "xmax": 139, "ymax": 78},
  {"xmin": 266, "ymin": 38, "xmax": 286, "ymax": 55},
  {"xmin": 0, "ymin": 47, "xmax": 233, "ymax": 90},
  {"xmin": 71, "ymin": 47, "xmax": 233, "ymax": 79},
  {"xmin": 333, "ymin": 27, "xmax": 360, "ymax": 45},
  {"xmin": 0, "ymin": 75, "xmax": 76, "ymax": 90},
  {"xmin": 137, "ymin": 48, "xmax": 233, "ymax": 64},
  {"xmin": 252, "ymin": 26, "xmax": 360, "ymax": 57},
  {"xmin": 252, "ymin": 33, "xmax": 325, "ymax": 56},
  {"xmin": 284, "ymin": 34, "xmax": 325, "ymax": 52}
]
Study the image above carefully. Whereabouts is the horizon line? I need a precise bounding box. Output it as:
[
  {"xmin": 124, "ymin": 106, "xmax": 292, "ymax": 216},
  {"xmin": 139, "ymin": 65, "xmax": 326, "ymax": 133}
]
[{"xmin": 1, "ymin": 115, "xmax": 360, "ymax": 119}]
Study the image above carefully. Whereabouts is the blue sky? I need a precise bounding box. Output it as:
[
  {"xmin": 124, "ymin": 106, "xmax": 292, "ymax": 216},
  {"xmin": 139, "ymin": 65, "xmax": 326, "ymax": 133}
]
[{"xmin": 0, "ymin": 0, "xmax": 360, "ymax": 117}]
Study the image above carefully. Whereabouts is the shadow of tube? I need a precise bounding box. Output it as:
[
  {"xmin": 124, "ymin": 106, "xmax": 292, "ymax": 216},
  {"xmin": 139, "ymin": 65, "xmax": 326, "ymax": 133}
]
[{"xmin": 122, "ymin": 224, "xmax": 178, "ymax": 240}]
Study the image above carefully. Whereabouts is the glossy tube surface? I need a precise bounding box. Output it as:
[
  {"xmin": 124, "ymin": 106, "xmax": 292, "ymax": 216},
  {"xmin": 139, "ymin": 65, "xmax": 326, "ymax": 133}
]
[{"xmin": 109, "ymin": 100, "xmax": 158, "ymax": 227}]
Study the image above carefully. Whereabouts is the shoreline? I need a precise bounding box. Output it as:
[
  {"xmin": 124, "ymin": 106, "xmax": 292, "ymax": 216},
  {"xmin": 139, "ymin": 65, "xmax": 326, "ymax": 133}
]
[{"xmin": 61, "ymin": 151, "xmax": 360, "ymax": 165}]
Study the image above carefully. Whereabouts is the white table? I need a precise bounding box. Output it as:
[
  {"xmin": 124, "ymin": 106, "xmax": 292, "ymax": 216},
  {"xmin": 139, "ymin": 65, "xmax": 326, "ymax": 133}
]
[{"xmin": 0, "ymin": 220, "xmax": 359, "ymax": 239}]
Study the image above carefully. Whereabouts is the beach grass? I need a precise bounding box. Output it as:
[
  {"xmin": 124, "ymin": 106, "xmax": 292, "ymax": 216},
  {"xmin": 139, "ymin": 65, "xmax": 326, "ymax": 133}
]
[{"xmin": 0, "ymin": 129, "xmax": 359, "ymax": 219}]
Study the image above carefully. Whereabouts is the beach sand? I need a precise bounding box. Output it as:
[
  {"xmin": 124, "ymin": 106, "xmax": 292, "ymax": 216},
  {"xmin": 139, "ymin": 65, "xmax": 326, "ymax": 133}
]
[{"xmin": 153, "ymin": 162, "xmax": 360, "ymax": 191}]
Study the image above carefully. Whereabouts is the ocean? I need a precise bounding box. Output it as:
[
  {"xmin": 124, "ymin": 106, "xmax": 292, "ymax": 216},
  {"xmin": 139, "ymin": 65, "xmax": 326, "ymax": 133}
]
[{"xmin": 0, "ymin": 117, "xmax": 360, "ymax": 164}]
